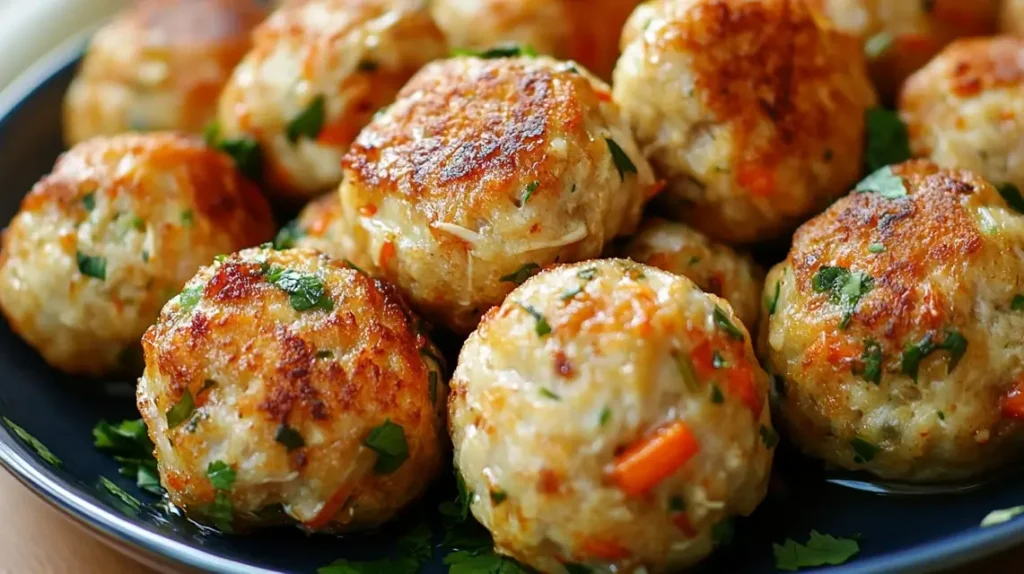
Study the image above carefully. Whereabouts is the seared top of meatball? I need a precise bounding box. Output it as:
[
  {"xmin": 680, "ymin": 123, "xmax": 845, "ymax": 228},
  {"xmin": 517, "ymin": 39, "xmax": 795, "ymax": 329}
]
[
  {"xmin": 901, "ymin": 36, "xmax": 1024, "ymax": 101},
  {"xmin": 788, "ymin": 160, "xmax": 1010, "ymax": 345},
  {"xmin": 343, "ymin": 56, "xmax": 615, "ymax": 222},
  {"xmin": 631, "ymin": 0, "xmax": 871, "ymax": 176},
  {"xmin": 252, "ymin": 0, "xmax": 435, "ymax": 52},
  {"xmin": 128, "ymin": 0, "xmax": 267, "ymax": 47}
]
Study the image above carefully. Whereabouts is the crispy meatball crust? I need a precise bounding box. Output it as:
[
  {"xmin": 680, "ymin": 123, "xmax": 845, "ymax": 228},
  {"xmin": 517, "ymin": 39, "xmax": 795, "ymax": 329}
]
[
  {"xmin": 138, "ymin": 247, "xmax": 447, "ymax": 531},
  {"xmin": 900, "ymin": 37, "xmax": 1024, "ymax": 191},
  {"xmin": 620, "ymin": 218, "xmax": 765, "ymax": 330},
  {"xmin": 429, "ymin": 0, "xmax": 640, "ymax": 79},
  {"xmin": 340, "ymin": 56, "xmax": 656, "ymax": 334},
  {"xmin": 808, "ymin": 0, "xmax": 999, "ymax": 102},
  {"xmin": 281, "ymin": 193, "xmax": 353, "ymax": 261},
  {"xmin": 216, "ymin": 0, "xmax": 448, "ymax": 203},
  {"xmin": 761, "ymin": 160, "xmax": 1024, "ymax": 482},
  {"xmin": 1005, "ymin": 0, "xmax": 1024, "ymax": 36},
  {"xmin": 450, "ymin": 259, "xmax": 774, "ymax": 573},
  {"xmin": 0, "ymin": 133, "xmax": 273, "ymax": 377},
  {"xmin": 614, "ymin": 0, "xmax": 876, "ymax": 244},
  {"xmin": 63, "ymin": 0, "xmax": 266, "ymax": 144}
]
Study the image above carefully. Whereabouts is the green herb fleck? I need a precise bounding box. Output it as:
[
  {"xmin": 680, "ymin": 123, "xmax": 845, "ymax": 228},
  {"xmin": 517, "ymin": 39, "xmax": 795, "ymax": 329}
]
[
  {"xmin": 357, "ymin": 59, "xmax": 379, "ymax": 72},
  {"xmin": 275, "ymin": 425, "xmax": 305, "ymax": 451},
  {"xmin": 868, "ymin": 243, "xmax": 885, "ymax": 253},
  {"xmin": 206, "ymin": 460, "xmax": 236, "ymax": 491},
  {"xmin": 850, "ymin": 436, "xmax": 880, "ymax": 463},
  {"xmin": 1013, "ymin": 295, "xmax": 1024, "ymax": 311},
  {"xmin": 759, "ymin": 425, "xmax": 779, "ymax": 449},
  {"xmin": 674, "ymin": 352, "xmax": 701, "ymax": 392},
  {"xmin": 539, "ymin": 387, "xmax": 560, "ymax": 400},
  {"xmin": 856, "ymin": 339, "xmax": 883, "ymax": 384},
  {"xmin": 265, "ymin": 266, "xmax": 334, "ymax": 312},
  {"xmin": 318, "ymin": 523, "xmax": 432, "ymax": 573},
  {"xmin": 577, "ymin": 267, "xmax": 597, "ymax": 280},
  {"xmin": 82, "ymin": 193, "xmax": 96, "ymax": 211},
  {"xmin": 500, "ymin": 262, "xmax": 540, "ymax": 285},
  {"xmin": 766, "ymin": 279, "xmax": 781, "ymax": 316},
  {"xmin": 773, "ymin": 530, "xmax": 860, "ymax": 571},
  {"xmin": 811, "ymin": 266, "xmax": 874, "ymax": 328},
  {"xmin": 142, "ymin": 249, "xmax": 150, "ymax": 263},
  {"xmin": 937, "ymin": 410, "xmax": 945, "ymax": 421},
  {"xmin": 520, "ymin": 180, "xmax": 539, "ymax": 205},
  {"xmin": 178, "ymin": 285, "xmax": 203, "ymax": 312},
  {"xmin": 864, "ymin": 32, "xmax": 893, "ymax": 60},
  {"xmin": 206, "ymin": 491, "xmax": 235, "ymax": 533},
  {"xmin": 76, "ymin": 251, "xmax": 107, "ymax": 280},
  {"xmin": 517, "ymin": 303, "xmax": 551, "ymax": 336},
  {"xmin": 712, "ymin": 351, "xmax": 728, "ymax": 369},
  {"xmin": 998, "ymin": 182, "xmax": 1024, "ymax": 214},
  {"xmin": 364, "ymin": 419, "xmax": 409, "ymax": 474},
  {"xmin": 165, "ymin": 390, "xmax": 195, "ymax": 428},
  {"xmin": 713, "ymin": 306, "xmax": 745, "ymax": 340},
  {"xmin": 901, "ymin": 330, "xmax": 968, "ymax": 381},
  {"xmin": 863, "ymin": 108, "xmax": 911, "ymax": 173},
  {"xmin": 286, "ymin": 95, "xmax": 326, "ymax": 144},
  {"xmin": 274, "ymin": 219, "xmax": 306, "ymax": 250},
  {"xmin": 855, "ymin": 165, "xmax": 908, "ymax": 199},
  {"xmin": 344, "ymin": 259, "xmax": 365, "ymax": 274},
  {"xmin": 490, "ymin": 490, "xmax": 508, "ymax": 505},
  {"xmin": 710, "ymin": 384, "xmax": 724, "ymax": 404},
  {"xmin": 599, "ymin": 406, "xmax": 611, "ymax": 426},
  {"xmin": 180, "ymin": 209, "xmax": 194, "ymax": 227},
  {"xmin": 315, "ymin": 350, "xmax": 334, "ymax": 359},
  {"xmin": 98, "ymin": 477, "xmax": 141, "ymax": 512},
  {"xmin": 605, "ymin": 138, "xmax": 638, "ymax": 181},
  {"xmin": 93, "ymin": 419, "xmax": 161, "ymax": 495},
  {"xmin": 4, "ymin": 417, "xmax": 60, "ymax": 467},
  {"xmin": 453, "ymin": 44, "xmax": 536, "ymax": 58},
  {"xmin": 560, "ymin": 286, "xmax": 583, "ymax": 301},
  {"xmin": 213, "ymin": 137, "xmax": 262, "ymax": 181}
]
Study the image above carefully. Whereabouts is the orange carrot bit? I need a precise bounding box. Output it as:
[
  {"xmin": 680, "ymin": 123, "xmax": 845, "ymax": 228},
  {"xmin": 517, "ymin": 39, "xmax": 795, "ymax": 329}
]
[
  {"xmin": 895, "ymin": 33, "xmax": 938, "ymax": 55},
  {"xmin": 304, "ymin": 485, "xmax": 352, "ymax": 530},
  {"xmin": 378, "ymin": 241, "xmax": 397, "ymax": 269},
  {"xmin": 581, "ymin": 537, "xmax": 630, "ymax": 561},
  {"xmin": 726, "ymin": 367, "xmax": 763, "ymax": 417},
  {"xmin": 645, "ymin": 179, "xmax": 668, "ymax": 199},
  {"xmin": 1001, "ymin": 380, "xmax": 1024, "ymax": 420},
  {"xmin": 317, "ymin": 120, "xmax": 358, "ymax": 147},
  {"xmin": 689, "ymin": 340, "xmax": 716, "ymax": 378},
  {"xmin": 609, "ymin": 421, "xmax": 700, "ymax": 497},
  {"xmin": 595, "ymin": 90, "xmax": 613, "ymax": 103},
  {"xmin": 736, "ymin": 162, "xmax": 775, "ymax": 197},
  {"xmin": 672, "ymin": 513, "xmax": 698, "ymax": 538},
  {"xmin": 358, "ymin": 204, "xmax": 378, "ymax": 217}
]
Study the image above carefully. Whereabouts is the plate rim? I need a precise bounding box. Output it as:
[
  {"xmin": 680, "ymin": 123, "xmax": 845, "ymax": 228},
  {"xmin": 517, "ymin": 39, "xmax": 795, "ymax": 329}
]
[{"xmin": 0, "ymin": 23, "xmax": 1023, "ymax": 574}]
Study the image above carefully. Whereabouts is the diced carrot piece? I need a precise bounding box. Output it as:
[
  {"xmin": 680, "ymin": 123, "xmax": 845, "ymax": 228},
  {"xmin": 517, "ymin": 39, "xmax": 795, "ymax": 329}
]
[
  {"xmin": 358, "ymin": 204, "xmax": 377, "ymax": 216},
  {"xmin": 726, "ymin": 367, "xmax": 763, "ymax": 417},
  {"xmin": 317, "ymin": 120, "xmax": 358, "ymax": 147},
  {"xmin": 304, "ymin": 485, "xmax": 352, "ymax": 530},
  {"xmin": 737, "ymin": 162, "xmax": 775, "ymax": 197},
  {"xmin": 379, "ymin": 241, "xmax": 396, "ymax": 269},
  {"xmin": 609, "ymin": 421, "xmax": 700, "ymax": 496},
  {"xmin": 581, "ymin": 538, "xmax": 630, "ymax": 561},
  {"xmin": 690, "ymin": 341, "xmax": 716, "ymax": 377},
  {"xmin": 1001, "ymin": 380, "xmax": 1024, "ymax": 420},
  {"xmin": 646, "ymin": 179, "xmax": 667, "ymax": 199},
  {"xmin": 896, "ymin": 33, "xmax": 938, "ymax": 55}
]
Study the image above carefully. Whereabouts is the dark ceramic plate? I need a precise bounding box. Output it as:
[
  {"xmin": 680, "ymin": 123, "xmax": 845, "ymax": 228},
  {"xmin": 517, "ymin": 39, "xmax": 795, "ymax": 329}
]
[{"xmin": 2, "ymin": 35, "xmax": 1024, "ymax": 574}]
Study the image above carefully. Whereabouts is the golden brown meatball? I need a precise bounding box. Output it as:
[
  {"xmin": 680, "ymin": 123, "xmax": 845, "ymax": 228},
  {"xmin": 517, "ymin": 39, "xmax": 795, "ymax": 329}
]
[
  {"xmin": 451, "ymin": 260, "xmax": 774, "ymax": 572},
  {"xmin": 273, "ymin": 193, "xmax": 353, "ymax": 261},
  {"xmin": 339, "ymin": 56, "xmax": 656, "ymax": 334},
  {"xmin": 808, "ymin": 0, "xmax": 999, "ymax": 102},
  {"xmin": 0, "ymin": 134, "xmax": 274, "ymax": 376},
  {"xmin": 620, "ymin": 218, "xmax": 764, "ymax": 329},
  {"xmin": 430, "ymin": 0, "xmax": 641, "ymax": 79},
  {"xmin": 137, "ymin": 247, "xmax": 447, "ymax": 532},
  {"xmin": 63, "ymin": 0, "xmax": 267, "ymax": 144},
  {"xmin": 1004, "ymin": 0, "xmax": 1024, "ymax": 36},
  {"xmin": 761, "ymin": 160, "xmax": 1024, "ymax": 482},
  {"xmin": 613, "ymin": 0, "xmax": 876, "ymax": 244},
  {"xmin": 215, "ymin": 0, "xmax": 448, "ymax": 203},
  {"xmin": 900, "ymin": 37, "xmax": 1024, "ymax": 192}
]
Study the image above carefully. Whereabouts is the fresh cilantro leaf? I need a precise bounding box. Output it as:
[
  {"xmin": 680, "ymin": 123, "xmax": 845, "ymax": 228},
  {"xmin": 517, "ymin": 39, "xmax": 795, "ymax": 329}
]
[
  {"xmin": 982, "ymin": 506, "xmax": 1024, "ymax": 527},
  {"xmin": 178, "ymin": 285, "xmax": 204, "ymax": 312},
  {"xmin": 274, "ymin": 219, "xmax": 306, "ymax": 250},
  {"xmin": 864, "ymin": 32, "xmax": 893, "ymax": 60},
  {"xmin": 214, "ymin": 137, "xmax": 263, "ymax": 181},
  {"xmin": 207, "ymin": 460, "xmax": 236, "ymax": 491},
  {"xmin": 1014, "ymin": 294, "xmax": 1024, "ymax": 311},
  {"xmin": 266, "ymin": 266, "xmax": 334, "ymax": 312},
  {"xmin": 319, "ymin": 523, "xmax": 431, "ymax": 573},
  {"xmin": 76, "ymin": 251, "xmax": 107, "ymax": 280},
  {"xmin": 275, "ymin": 424, "xmax": 305, "ymax": 451},
  {"xmin": 577, "ymin": 267, "xmax": 598, "ymax": 280},
  {"xmin": 856, "ymin": 339, "xmax": 883, "ymax": 384},
  {"xmin": 868, "ymin": 243, "xmax": 885, "ymax": 253},
  {"xmin": 713, "ymin": 306, "xmax": 745, "ymax": 340},
  {"xmin": 205, "ymin": 491, "xmax": 235, "ymax": 533},
  {"xmin": 773, "ymin": 530, "xmax": 860, "ymax": 571},
  {"xmin": 850, "ymin": 436, "xmax": 880, "ymax": 464},
  {"xmin": 998, "ymin": 183, "xmax": 1024, "ymax": 214},
  {"xmin": 520, "ymin": 180, "xmax": 539, "ymax": 205},
  {"xmin": 516, "ymin": 303, "xmax": 551, "ymax": 336},
  {"xmin": 766, "ymin": 279, "xmax": 781, "ymax": 316},
  {"xmin": 344, "ymin": 259, "xmax": 366, "ymax": 273},
  {"xmin": 98, "ymin": 476, "xmax": 141, "ymax": 512},
  {"xmin": 539, "ymin": 387, "xmax": 560, "ymax": 400},
  {"xmin": 811, "ymin": 266, "xmax": 874, "ymax": 328},
  {"xmin": 93, "ymin": 419, "xmax": 161, "ymax": 494},
  {"xmin": 863, "ymin": 109, "xmax": 911, "ymax": 173},
  {"xmin": 605, "ymin": 138, "xmax": 638, "ymax": 181},
  {"xmin": 3, "ymin": 417, "xmax": 61, "ymax": 467},
  {"xmin": 855, "ymin": 165, "xmax": 908, "ymax": 198},
  {"xmin": 901, "ymin": 330, "xmax": 967, "ymax": 381},
  {"xmin": 165, "ymin": 390, "xmax": 195, "ymax": 428},
  {"xmin": 941, "ymin": 330, "xmax": 968, "ymax": 371},
  {"xmin": 500, "ymin": 263, "xmax": 540, "ymax": 285},
  {"xmin": 599, "ymin": 406, "xmax": 612, "ymax": 426},
  {"xmin": 759, "ymin": 425, "xmax": 779, "ymax": 449},
  {"xmin": 444, "ymin": 549, "xmax": 529, "ymax": 574},
  {"xmin": 287, "ymin": 95, "xmax": 326, "ymax": 144},
  {"xmin": 364, "ymin": 419, "xmax": 409, "ymax": 474},
  {"xmin": 203, "ymin": 121, "xmax": 221, "ymax": 146},
  {"xmin": 453, "ymin": 45, "xmax": 536, "ymax": 58},
  {"xmin": 180, "ymin": 209, "xmax": 194, "ymax": 227},
  {"xmin": 133, "ymin": 461, "xmax": 163, "ymax": 495}
]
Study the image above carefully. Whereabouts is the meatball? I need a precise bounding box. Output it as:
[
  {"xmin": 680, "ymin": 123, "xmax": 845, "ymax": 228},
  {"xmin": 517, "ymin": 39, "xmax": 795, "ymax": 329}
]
[
  {"xmin": 429, "ymin": 0, "xmax": 640, "ymax": 79},
  {"xmin": 274, "ymin": 193, "xmax": 353, "ymax": 261},
  {"xmin": 613, "ymin": 0, "xmax": 876, "ymax": 244},
  {"xmin": 215, "ymin": 0, "xmax": 448, "ymax": 203},
  {"xmin": 63, "ymin": 0, "xmax": 267, "ymax": 145},
  {"xmin": 761, "ymin": 160, "xmax": 1024, "ymax": 482},
  {"xmin": 450, "ymin": 259, "xmax": 774, "ymax": 572},
  {"xmin": 900, "ymin": 37, "xmax": 1024, "ymax": 192},
  {"xmin": 339, "ymin": 56, "xmax": 656, "ymax": 334},
  {"xmin": 137, "ymin": 247, "xmax": 447, "ymax": 532},
  {"xmin": 1004, "ymin": 0, "xmax": 1024, "ymax": 36},
  {"xmin": 808, "ymin": 0, "xmax": 998, "ymax": 102},
  {"xmin": 0, "ymin": 134, "xmax": 274, "ymax": 377},
  {"xmin": 620, "ymin": 218, "xmax": 764, "ymax": 330}
]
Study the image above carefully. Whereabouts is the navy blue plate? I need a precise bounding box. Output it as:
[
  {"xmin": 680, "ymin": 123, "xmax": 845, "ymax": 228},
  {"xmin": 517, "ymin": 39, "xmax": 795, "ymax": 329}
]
[{"xmin": 2, "ymin": 35, "xmax": 1024, "ymax": 574}]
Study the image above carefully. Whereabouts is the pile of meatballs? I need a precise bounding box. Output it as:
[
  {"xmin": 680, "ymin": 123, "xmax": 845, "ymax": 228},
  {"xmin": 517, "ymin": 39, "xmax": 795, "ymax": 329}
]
[{"xmin": 3, "ymin": 0, "xmax": 1024, "ymax": 571}]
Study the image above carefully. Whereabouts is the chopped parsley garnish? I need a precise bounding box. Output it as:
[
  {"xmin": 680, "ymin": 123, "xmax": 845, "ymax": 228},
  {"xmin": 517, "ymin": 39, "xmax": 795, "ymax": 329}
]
[
  {"xmin": 981, "ymin": 506, "xmax": 1024, "ymax": 527},
  {"xmin": 142, "ymin": 249, "xmax": 150, "ymax": 263},
  {"xmin": 577, "ymin": 267, "xmax": 597, "ymax": 280},
  {"xmin": 713, "ymin": 306, "xmax": 745, "ymax": 340},
  {"xmin": 213, "ymin": 136, "xmax": 263, "ymax": 181},
  {"xmin": 364, "ymin": 419, "xmax": 409, "ymax": 474},
  {"xmin": 937, "ymin": 410, "xmax": 945, "ymax": 420},
  {"xmin": 490, "ymin": 490, "xmax": 508, "ymax": 505},
  {"xmin": 499, "ymin": 262, "xmax": 540, "ymax": 285},
  {"xmin": 539, "ymin": 387, "xmax": 560, "ymax": 400},
  {"xmin": 357, "ymin": 59, "xmax": 379, "ymax": 72},
  {"xmin": 850, "ymin": 436, "xmax": 880, "ymax": 464},
  {"xmin": 286, "ymin": 95, "xmax": 326, "ymax": 144},
  {"xmin": 868, "ymin": 243, "xmax": 885, "ymax": 253},
  {"xmin": 178, "ymin": 285, "xmax": 203, "ymax": 312},
  {"xmin": 599, "ymin": 406, "xmax": 612, "ymax": 426},
  {"xmin": 93, "ymin": 418, "xmax": 161, "ymax": 495},
  {"xmin": 712, "ymin": 519, "xmax": 735, "ymax": 546},
  {"xmin": 98, "ymin": 477, "xmax": 141, "ymax": 512},
  {"xmin": 76, "ymin": 251, "xmax": 107, "ymax": 280},
  {"xmin": 855, "ymin": 165, "xmax": 907, "ymax": 199},
  {"xmin": 4, "ymin": 417, "xmax": 60, "ymax": 467},
  {"xmin": 265, "ymin": 266, "xmax": 334, "ymax": 312},
  {"xmin": 710, "ymin": 384, "xmax": 724, "ymax": 404},
  {"xmin": 207, "ymin": 460, "xmax": 236, "ymax": 491},
  {"xmin": 165, "ymin": 390, "xmax": 195, "ymax": 428},
  {"xmin": 180, "ymin": 209, "xmax": 194, "ymax": 227},
  {"xmin": 759, "ymin": 425, "xmax": 779, "ymax": 449},
  {"xmin": 517, "ymin": 303, "xmax": 551, "ymax": 336},
  {"xmin": 998, "ymin": 183, "xmax": 1024, "ymax": 214},
  {"xmin": 766, "ymin": 279, "xmax": 781, "ymax": 316},
  {"xmin": 344, "ymin": 258, "xmax": 366, "ymax": 274},
  {"xmin": 204, "ymin": 460, "xmax": 236, "ymax": 532},
  {"xmin": 900, "ymin": 330, "xmax": 968, "ymax": 381},
  {"xmin": 275, "ymin": 424, "xmax": 305, "ymax": 451},
  {"xmin": 273, "ymin": 219, "xmax": 306, "ymax": 250},
  {"xmin": 453, "ymin": 44, "xmax": 536, "ymax": 58},
  {"xmin": 811, "ymin": 266, "xmax": 874, "ymax": 328},
  {"xmin": 863, "ymin": 108, "xmax": 911, "ymax": 173},
  {"xmin": 1014, "ymin": 295, "xmax": 1024, "ymax": 311},
  {"xmin": 420, "ymin": 347, "xmax": 448, "ymax": 377},
  {"xmin": 674, "ymin": 352, "xmax": 701, "ymax": 392},
  {"xmin": 605, "ymin": 138, "xmax": 638, "ymax": 181},
  {"xmin": 773, "ymin": 531, "xmax": 860, "ymax": 571},
  {"xmin": 82, "ymin": 193, "xmax": 96, "ymax": 211},
  {"xmin": 315, "ymin": 350, "xmax": 334, "ymax": 359},
  {"xmin": 856, "ymin": 339, "xmax": 883, "ymax": 384},
  {"xmin": 520, "ymin": 180, "xmax": 539, "ymax": 205},
  {"xmin": 429, "ymin": 371, "xmax": 439, "ymax": 403},
  {"xmin": 319, "ymin": 523, "xmax": 432, "ymax": 574},
  {"xmin": 864, "ymin": 32, "xmax": 893, "ymax": 60},
  {"xmin": 203, "ymin": 120, "xmax": 221, "ymax": 146},
  {"xmin": 560, "ymin": 286, "xmax": 583, "ymax": 301}
]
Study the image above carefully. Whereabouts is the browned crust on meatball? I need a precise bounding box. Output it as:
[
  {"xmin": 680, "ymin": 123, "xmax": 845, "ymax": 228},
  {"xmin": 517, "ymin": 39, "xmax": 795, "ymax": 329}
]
[
  {"xmin": 901, "ymin": 36, "xmax": 1024, "ymax": 103},
  {"xmin": 342, "ymin": 57, "xmax": 607, "ymax": 224}
]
